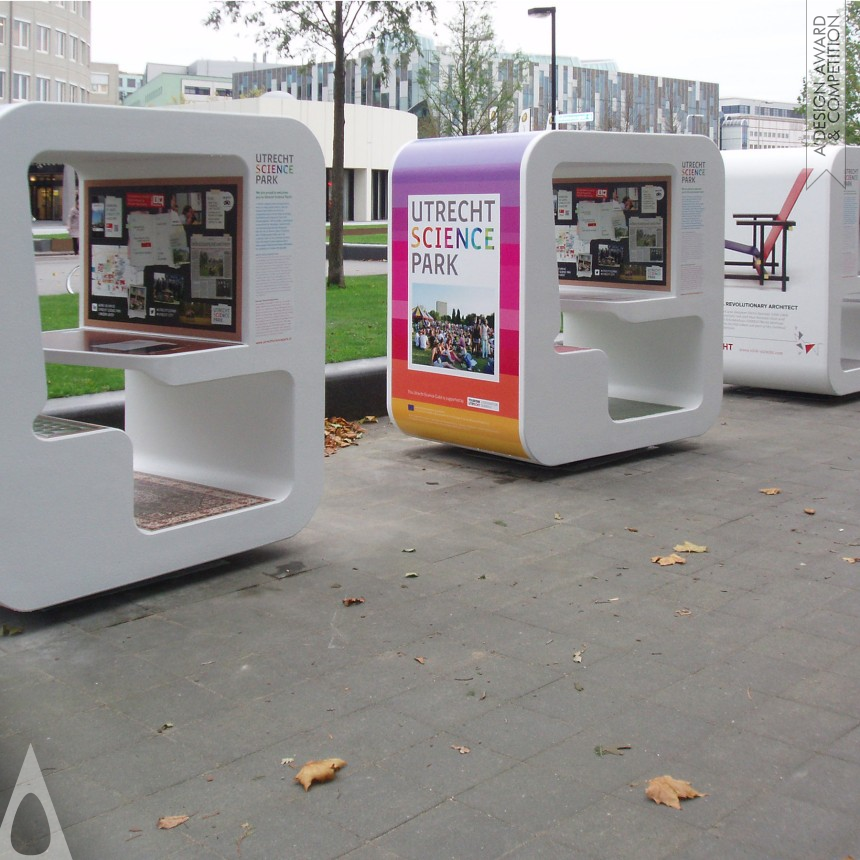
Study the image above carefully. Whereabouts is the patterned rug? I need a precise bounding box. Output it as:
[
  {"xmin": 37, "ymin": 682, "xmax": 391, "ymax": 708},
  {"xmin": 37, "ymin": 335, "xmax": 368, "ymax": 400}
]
[{"xmin": 134, "ymin": 472, "xmax": 271, "ymax": 531}]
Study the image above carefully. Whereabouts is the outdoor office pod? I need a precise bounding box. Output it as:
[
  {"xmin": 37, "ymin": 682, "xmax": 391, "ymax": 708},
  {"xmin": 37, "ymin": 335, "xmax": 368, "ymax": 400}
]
[
  {"xmin": 723, "ymin": 146, "xmax": 860, "ymax": 394},
  {"xmin": 388, "ymin": 131, "xmax": 725, "ymax": 466},
  {"xmin": 0, "ymin": 103, "xmax": 325, "ymax": 611}
]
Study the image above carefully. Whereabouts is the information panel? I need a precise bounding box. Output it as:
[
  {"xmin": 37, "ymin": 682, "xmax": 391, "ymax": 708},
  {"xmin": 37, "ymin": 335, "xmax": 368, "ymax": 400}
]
[
  {"xmin": 553, "ymin": 177, "xmax": 671, "ymax": 290},
  {"xmin": 84, "ymin": 178, "xmax": 242, "ymax": 340}
]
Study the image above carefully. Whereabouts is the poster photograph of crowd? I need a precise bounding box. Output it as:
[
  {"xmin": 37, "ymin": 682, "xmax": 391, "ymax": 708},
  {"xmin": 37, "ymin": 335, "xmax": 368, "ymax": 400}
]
[{"xmin": 409, "ymin": 282, "xmax": 498, "ymax": 380}]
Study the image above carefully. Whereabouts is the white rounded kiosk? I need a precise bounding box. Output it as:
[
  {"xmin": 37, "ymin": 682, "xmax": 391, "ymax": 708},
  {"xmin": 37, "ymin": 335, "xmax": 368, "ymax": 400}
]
[
  {"xmin": 388, "ymin": 130, "xmax": 725, "ymax": 466},
  {"xmin": 723, "ymin": 146, "xmax": 860, "ymax": 394},
  {"xmin": 0, "ymin": 103, "xmax": 325, "ymax": 611}
]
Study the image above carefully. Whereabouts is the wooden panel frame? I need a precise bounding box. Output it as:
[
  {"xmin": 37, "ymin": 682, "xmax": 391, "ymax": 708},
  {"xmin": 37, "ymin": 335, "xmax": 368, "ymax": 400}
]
[{"xmin": 83, "ymin": 177, "xmax": 244, "ymax": 342}]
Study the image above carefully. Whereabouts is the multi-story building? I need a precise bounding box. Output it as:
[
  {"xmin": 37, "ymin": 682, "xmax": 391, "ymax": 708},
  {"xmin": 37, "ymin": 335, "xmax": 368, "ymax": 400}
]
[
  {"xmin": 122, "ymin": 60, "xmax": 269, "ymax": 107},
  {"xmin": 0, "ymin": 1, "xmax": 93, "ymax": 218},
  {"xmin": 720, "ymin": 97, "xmax": 805, "ymax": 149},
  {"xmin": 232, "ymin": 42, "xmax": 721, "ymax": 143}
]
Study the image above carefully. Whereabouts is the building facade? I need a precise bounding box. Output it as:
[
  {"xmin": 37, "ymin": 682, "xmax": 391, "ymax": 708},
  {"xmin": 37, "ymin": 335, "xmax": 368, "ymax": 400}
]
[
  {"xmin": 720, "ymin": 97, "xmax": 805, "ymax": 150},
  {"xmin": 0, "ymin": 0, "xmax": 94, "ymax": 218},
  {"xmin": 232, "ymin": 42, "xmax": 721, "ymax": 143}
]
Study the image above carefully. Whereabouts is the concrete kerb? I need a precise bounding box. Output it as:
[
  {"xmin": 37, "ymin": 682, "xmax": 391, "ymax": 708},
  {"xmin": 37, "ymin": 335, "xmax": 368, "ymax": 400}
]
[{"xmin": 43, "ymin": 356, "xmax": 388, "ymax": 428}]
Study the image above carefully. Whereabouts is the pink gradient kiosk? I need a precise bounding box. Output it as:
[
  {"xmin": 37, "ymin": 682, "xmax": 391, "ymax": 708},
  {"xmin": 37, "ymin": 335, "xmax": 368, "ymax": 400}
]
[
  {"xmin": 723, "ymin": 146, "xmax": 860, "ymax": 394},
  {"xmin": 388, "ymin": 131, "xmax": 725, "ymax": 466},
  {"xmin": 0, "ymin": 103, "xmax": 325, "ymax": 611}
]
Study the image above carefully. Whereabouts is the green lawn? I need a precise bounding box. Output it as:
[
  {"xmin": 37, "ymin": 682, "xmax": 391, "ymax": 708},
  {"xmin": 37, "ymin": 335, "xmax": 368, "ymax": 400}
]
[{"xmin": 40, "ymin": 274, "xmax": 387, "ymax": 399}]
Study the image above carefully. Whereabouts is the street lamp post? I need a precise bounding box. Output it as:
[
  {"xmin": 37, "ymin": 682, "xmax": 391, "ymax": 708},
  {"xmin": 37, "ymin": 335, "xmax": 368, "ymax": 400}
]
[{"xmin": 528, "ymin": 6, "xmax": 556, "ymax": 130}]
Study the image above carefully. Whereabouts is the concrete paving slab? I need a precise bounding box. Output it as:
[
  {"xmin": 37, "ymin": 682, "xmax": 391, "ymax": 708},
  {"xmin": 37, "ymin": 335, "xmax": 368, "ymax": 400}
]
[{"xmin": 2, "ymin": 388, "xmax": 860, "ymax": 858}]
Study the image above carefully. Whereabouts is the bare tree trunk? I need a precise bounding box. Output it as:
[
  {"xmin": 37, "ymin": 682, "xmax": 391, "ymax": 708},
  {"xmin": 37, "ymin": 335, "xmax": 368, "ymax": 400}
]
[{"xmin": 328, "ymin": 1, "xmax": 346, "ymax": 288}]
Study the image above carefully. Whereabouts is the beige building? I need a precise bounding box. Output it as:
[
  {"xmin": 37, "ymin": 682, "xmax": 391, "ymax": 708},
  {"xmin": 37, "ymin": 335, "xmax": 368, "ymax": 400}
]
[
  {"xmin": 1, "ymin": 1, "xmax": 93, "ymax": 218},
  {"xmin": 0, "ymin": 0, "xmax": 92, "ymax": 104}
]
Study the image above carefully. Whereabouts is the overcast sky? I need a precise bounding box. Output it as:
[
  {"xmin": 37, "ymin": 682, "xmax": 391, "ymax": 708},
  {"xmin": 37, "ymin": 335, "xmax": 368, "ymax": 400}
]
[{"xmin": 90, "ymin": 0, "xmax": 843, "ymax": 103}]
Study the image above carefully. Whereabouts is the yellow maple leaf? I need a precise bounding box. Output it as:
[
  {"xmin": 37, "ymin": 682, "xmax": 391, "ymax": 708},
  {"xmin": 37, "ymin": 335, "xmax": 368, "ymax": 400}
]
[
  {"xmin": 294, "ymin": 758, "xmax": 347, "ymax": 791},
  {"xmin": 645, "ymin": 775, "xmax": 706, "ymax": 809},
  {"xmin": 759, "ymin": 487, "xmax": 781, "ymax": 495},
  {"xmin": 673, "ymin": 541, "xmax": 707, "ymax": 554},
  {"xmin": 651, "ymin": 554, "xmax": 686, "ymax": 566}
]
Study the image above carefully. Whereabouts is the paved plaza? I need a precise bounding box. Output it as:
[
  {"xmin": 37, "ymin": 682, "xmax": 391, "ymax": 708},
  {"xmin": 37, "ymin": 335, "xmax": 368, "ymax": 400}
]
[{"xmin": 2, "ymin": 385, "xmax": 860, "ymax": 858}]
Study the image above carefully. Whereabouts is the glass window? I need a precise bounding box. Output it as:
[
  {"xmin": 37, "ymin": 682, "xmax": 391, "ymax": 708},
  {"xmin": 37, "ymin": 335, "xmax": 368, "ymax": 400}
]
[
  {"xmin": 0, "ymin": 17, "xmax": 5, "ymax": 45},
  {"xmin": 36, "ymin": 24, "xmax": 49, "ymax": 52},
  {"xmin": 36, "ymin": 76, "xmax": 50, "ymax": 100},
  {"xmin": 13, "ymin": 19, "xmax": 31, "ymax": 49},
  {"xmin": 13, "ymin": 72, "xmax": 29, "ymax": 100},
  {"xmin": 70, "ymin": 35, "xmax": 78, "ymax": 61},
  {"xmin": 56, "ymin": 80, "xmax": 66, "ymax": 101},
  {"xmin": 55, "ymin": 30, "xmax": 65, "ymax": 57},
  {"xmin": 0, "ymin": 70, "xmax": 5, "ymax": 99}
]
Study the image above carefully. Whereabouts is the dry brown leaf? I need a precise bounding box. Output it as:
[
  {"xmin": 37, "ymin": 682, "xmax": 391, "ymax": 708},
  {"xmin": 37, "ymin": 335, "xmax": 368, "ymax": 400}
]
[
  {"xmin": 843, "ymin": 557, "xmax": 860, "ymax": 564},
  {"xmin": 358, "ymin": 415, "xmax": 378, "ymax": 424},
  {"xmin": 324, "ymin": 417, "xmax": 365, "ymax": 456},
  {"xmin": 294, "ymin": 758, "xmax": 347, "ymax": 791},
  {"xmin": 414, "ymin": 656, "xmax": 426, "ymax": 664},
  {"xmin": 674, "ymin": 608, "xmax": 693, "ymax": 617},
  {"xmin": 157, "ymin": 815, "xmax": 189, "ymax": 830},
  {"xmin": 652, "ymin": 554, "xmax": 686, "ymax": 566},
  {"xmin": 759, "ymin": 487, "xmax": 781, "ymax": 495},
  {"xmin": 451, "ymin": 744, "xmax": 471, "ymax": 754},
  {"xmin": 673, "ymin": 541, "xmax": 708, "ymax": 554},
  {"xmin": 342, "ymin": 597, "xmax": 365, "ymax": 606},
  {"xmin": 626, "ymin": 526, "xmax": 639, "ymax": 533},
  {"xmin": 645, "ymin": 775, "xmax": 706, "ymax": 809},
  {"xmin": 804, "ymin": 508, "xmax": 816, "ymax": 515}
]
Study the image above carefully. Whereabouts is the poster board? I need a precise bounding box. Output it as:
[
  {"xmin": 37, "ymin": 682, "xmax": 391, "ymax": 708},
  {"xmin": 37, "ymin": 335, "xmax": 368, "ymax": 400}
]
[
  {"xmin": 553, "ymin": 177, "xmax": 671, "ymax": 291},
  {"xmin": 84, "ymin": 178, "xmax": 242, "ymax": 341}
]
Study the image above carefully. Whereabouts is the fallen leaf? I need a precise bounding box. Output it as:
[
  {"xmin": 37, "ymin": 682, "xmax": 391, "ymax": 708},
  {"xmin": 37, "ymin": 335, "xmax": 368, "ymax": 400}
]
[
  {"xmin": 237, "ymin": 821, "xmax": 254, "ymax": 851},
  {"xmin": 843, "ymin": 557, "xmax": 860, "ymax": 564},
  {"xmin": 674, "ymin": 608, "xmax": 693, "ymax": 617},
  {"xmin": 673, "ymin": 541, "xmax": 708, "ymax": 554},
  {"xmin": 645, "ymin": 775, "xmax": 707, "ymax": 809},
  {"xmin": 342, "ymin": 597, "xmax": 365, "ymax": 606},
  {"xmin": 324, "ymin": 417, "xmax": 365, "ymax": 456},
  {"xmin": 414, "ymin": 656, "xmax": 426, "ymax": 664},
  {"xmin": 294, "ymin": 758, "xmax": 347, "ymax": 791},
  {"xmin": 759, "ymin": 487, "xmax": 781, "ymax": 495},
  {"xmin": 404, "ymin": 572, "xmax": 419, "ymax": 578},
  {"xmin": 280, "ymin": 757, "xmax": 295, "ymax": 766},
  {"xmin": 573, "ymin": 649, "xmax": 584, "ymax": 663},
  {"xmin": 554, "ymin": 513, "xmax": 564, "ymax": 521},
  {"xmin": 0, "ymin": 624, "xmax": 23, "ymax": 637},
  {"xmin": 574, "ymin": 683, "xmax": 585, "ymax": 692},
  {"xmin": 651, "ymin": 554, "xmax": 686, "ymax": 566},
  {"xmin": 595, "ymin": 744, "xmax": 631, "ymax": 757},
  {"xmin": 358, "ymin": 415, "xmax": 378, "ymax": 424},
  {"xmin": 157, "ymin": 722, "xmax": 174, "ymax": 733},
  {"xmin": 626, "ymin": 526, "xmax": 639, "ymax": 533},
  {"xmin": 451, "ymin": 745, "xmax": 471, "ymax": 754},
  {"xmin": 804, "ymin": 508, "xmax": 816, "ymax": 515},
  {"xmin": 402, "ymin": 548, "xmax": 416, "ymax": 553},
  {"xmin": 157, "ymin": 815, "xmax": 189, "ymax": 830}
]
